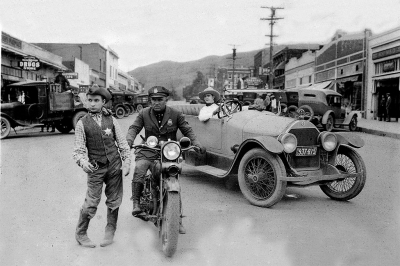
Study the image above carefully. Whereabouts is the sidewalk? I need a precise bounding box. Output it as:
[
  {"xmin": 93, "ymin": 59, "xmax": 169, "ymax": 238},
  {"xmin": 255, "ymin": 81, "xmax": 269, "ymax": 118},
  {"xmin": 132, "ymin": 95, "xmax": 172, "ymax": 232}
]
[{"xmin": 358, "ymin": 118, "xmax": 400, "ymax": 140}]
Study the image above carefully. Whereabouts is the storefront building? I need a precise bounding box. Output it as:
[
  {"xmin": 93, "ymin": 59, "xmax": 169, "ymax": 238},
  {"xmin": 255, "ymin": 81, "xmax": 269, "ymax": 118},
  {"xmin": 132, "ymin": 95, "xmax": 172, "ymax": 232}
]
[
  {"xmin": 1, "ymin": 32, "xmax": 67, "ymax": 90},
  {"xmin": 106, "ymin": 47, "xmax": 119, "ymax": 90},
  {"xmin": 314, "ymin": 30, "xmax": 372, "ymax": 114},
  {"xmin": 285, "ymin": 51, "xmax": 316, "ymax": 89},
  {"xmin": 367, "ymin": 26, "xmax": 400, "ymax": 121},
  {"xmin": 33, "ymin": 42, "xmax": 107, "ymax": 87}
]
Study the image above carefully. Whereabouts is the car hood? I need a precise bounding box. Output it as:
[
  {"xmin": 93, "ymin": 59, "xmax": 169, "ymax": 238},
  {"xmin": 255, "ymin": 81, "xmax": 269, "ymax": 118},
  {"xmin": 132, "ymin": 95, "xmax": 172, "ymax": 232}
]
[{"xmin": 231, "ymin": 110, "xmax": 295, "ymax": 137}]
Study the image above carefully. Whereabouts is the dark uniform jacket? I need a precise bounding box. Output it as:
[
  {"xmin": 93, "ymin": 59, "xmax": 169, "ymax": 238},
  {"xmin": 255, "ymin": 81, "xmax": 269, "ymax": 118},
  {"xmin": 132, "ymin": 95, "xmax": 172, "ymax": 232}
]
[{"xmin": 126, "ymin": 106, "xmax": 200, "ymax": 159}]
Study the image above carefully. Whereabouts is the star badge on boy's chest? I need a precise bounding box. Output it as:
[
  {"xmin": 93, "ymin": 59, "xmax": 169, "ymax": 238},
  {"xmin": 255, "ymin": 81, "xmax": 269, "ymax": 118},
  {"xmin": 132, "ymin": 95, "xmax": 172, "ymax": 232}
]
[{"xmin": 104, "ymin": 128, "xmax": 112, "ymax": 136}]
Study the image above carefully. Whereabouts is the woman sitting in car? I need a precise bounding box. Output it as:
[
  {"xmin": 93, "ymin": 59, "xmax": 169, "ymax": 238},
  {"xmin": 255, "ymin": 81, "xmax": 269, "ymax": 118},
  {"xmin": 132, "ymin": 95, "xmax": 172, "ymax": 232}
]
[{"xmin": 198, "ymin": 87, "xmax": 221, "ymax": 122}]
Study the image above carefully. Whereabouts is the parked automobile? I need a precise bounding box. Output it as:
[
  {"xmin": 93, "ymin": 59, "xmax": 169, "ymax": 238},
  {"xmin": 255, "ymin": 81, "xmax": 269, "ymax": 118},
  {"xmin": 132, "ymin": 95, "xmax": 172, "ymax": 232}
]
[
  {"xmin": 124, "ymin": 91, "xmax": 136, "ymax": 115},
  {"xmin": 104, "ymin": 90, "xmax": 131, "ymax": 119},
  {"xmin": 133, "ymin": 93, "xmax": 150, "ymax": 112},
  {"xmin": 1, "ymin": 81, "xmax": 88, "ymax": 139},
  {"xmin": 172, "ymin": 103, "xmax": 366, "ymax": 208},
  {"xmin": 295, "ymin": 88, "xmax": 359, "ymax": 132}
]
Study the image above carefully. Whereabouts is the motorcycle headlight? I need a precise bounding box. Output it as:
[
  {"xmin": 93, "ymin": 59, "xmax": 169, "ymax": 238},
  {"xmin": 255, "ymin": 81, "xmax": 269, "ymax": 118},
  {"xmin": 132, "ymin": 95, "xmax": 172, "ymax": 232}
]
[
  {"xmin": 279, "ymin": 133, "xmax": 297, "ymax": 153},
  {"xmin": 163, "ymin": 142, "xmax": 181, "ymax": 160},
  {"xmin": 319, "ymin": 132, "xmax": 337, "ymax": 151},
  {"xmin": 146, "ymin": 136, "xmax": 158, "ymax": 148}
]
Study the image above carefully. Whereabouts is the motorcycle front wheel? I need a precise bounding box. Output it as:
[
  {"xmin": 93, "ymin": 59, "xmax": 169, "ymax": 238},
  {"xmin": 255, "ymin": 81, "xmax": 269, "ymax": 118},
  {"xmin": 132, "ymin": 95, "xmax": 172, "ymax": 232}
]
[{"xmin": 161, "ymin": 192, "xmax": 180, "ymax": 257}]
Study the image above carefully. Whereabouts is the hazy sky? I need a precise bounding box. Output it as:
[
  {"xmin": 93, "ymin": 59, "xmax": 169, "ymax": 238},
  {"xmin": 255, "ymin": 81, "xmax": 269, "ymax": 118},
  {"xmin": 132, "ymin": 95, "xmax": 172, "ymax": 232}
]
[{"xmin": 1, "ymin": 0, "xmax": 399, "ymax": 72}]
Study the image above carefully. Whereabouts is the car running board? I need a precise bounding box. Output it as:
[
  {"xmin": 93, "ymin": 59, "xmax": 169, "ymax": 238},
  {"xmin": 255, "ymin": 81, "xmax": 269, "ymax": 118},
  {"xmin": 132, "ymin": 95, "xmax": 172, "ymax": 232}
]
[{"xmin": 184, "ymin": 164, "xmax": 227, "ymax": 178}]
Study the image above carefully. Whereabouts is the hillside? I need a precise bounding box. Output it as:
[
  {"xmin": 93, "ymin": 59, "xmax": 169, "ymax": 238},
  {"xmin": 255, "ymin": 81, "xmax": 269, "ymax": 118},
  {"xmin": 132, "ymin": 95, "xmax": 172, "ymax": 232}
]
[
  {"xmin": 128, "ymin": 49, "xmax": 262, "ymax": 98},
  {"xmin": 128, "ymin": 43, "xmax": 321, "ymax": 98}
]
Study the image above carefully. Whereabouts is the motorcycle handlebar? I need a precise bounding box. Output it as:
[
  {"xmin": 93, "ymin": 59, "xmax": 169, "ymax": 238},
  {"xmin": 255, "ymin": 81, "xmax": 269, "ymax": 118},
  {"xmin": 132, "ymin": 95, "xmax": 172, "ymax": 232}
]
[{"xmin": 131, "ymin": 144, "xmax": 196, "ymax": 152}]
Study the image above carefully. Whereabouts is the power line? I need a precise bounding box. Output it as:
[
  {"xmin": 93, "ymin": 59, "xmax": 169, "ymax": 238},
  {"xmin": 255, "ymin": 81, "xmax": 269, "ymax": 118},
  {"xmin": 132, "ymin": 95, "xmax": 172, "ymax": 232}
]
[{"xmin": 261, "ymin": 6, "xmax": 284, "ymax": 89}]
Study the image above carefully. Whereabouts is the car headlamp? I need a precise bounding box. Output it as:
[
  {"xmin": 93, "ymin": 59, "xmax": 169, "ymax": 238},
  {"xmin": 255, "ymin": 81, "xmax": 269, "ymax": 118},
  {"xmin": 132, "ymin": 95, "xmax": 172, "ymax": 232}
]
[
  {"xmin": 163, "ymin": 142, "xmax": 181, "ymax": 160},
  {"xmin": 319, "ymin": 132, "xmax": 337, "ymax": 151},
  {"xmin": 146, "ymin": 136, "xmax": 158, "ymax": 148},
  {"xmin": 279, "ymin": 133, "xmax": 297, "ymax": 154}
]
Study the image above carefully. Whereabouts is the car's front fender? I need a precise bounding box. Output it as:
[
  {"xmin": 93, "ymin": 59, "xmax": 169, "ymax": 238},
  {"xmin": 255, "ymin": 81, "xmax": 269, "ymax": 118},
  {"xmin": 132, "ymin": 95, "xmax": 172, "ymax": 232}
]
[
  {"xmin": 321, "ymin": 110, "xmax": 335, "ymax": 124},
  {"xmin": 335, "ymin": 132, "xmax": 364, "ymax": 148}
]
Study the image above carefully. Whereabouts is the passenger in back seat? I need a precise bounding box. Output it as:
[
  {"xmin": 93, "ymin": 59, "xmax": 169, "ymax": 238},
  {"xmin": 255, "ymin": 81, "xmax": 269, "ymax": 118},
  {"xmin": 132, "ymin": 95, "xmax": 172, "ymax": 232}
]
[{"xmin": 198, "ymin": 87, "xmax": 220, "ymax": 122}]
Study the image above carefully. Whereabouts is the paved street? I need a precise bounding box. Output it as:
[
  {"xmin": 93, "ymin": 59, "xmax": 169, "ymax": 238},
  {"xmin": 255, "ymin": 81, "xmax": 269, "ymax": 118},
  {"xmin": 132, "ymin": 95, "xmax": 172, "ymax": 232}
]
[{"xmin": 1, "ymin": 114, "xmax": 400, "ymax": 266}]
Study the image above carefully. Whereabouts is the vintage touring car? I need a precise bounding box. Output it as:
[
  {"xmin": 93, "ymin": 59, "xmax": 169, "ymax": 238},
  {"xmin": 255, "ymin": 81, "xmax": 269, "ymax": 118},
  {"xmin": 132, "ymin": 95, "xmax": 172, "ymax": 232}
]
[{"xmin": 173, "ymin": 103, "xmax": 366, "ymax": 207}]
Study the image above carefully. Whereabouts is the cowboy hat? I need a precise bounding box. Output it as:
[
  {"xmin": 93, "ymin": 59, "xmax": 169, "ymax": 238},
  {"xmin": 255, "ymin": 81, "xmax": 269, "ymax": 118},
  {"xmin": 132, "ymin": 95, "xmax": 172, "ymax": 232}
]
[
  {"xmin": 86, "ymin": 84, "xmax": 112, "ymax": 103},
  {"xmin": 198, "ymin": 87, "xmax": 220, "ymax": 102}
]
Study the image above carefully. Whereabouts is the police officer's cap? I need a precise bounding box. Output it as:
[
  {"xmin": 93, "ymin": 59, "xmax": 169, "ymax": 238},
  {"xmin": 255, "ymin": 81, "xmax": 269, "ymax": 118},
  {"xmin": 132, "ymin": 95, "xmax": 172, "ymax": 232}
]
[
  {"xmin": 148, "ymin": 86, "xmax": 170, "ymax": 98},
  {"xmin": 86, "ymin": 84, "xmax": 112, "ymax": 103}
]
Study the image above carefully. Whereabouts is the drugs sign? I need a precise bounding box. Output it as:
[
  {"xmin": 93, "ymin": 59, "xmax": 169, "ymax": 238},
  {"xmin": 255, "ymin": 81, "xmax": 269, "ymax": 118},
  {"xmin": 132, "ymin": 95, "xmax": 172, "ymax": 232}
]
[{"xmin": 18, "ymin": 56, "xmax": 41, "ymax": 71}]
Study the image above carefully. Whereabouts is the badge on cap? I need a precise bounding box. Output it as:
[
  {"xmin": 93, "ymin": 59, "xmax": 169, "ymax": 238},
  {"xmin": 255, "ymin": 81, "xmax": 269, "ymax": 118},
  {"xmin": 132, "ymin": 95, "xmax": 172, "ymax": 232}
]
[
  {"xmin": 167, "ymin": 119, "xmax": 173, "ymax": 126},
  {"xmin": 154, "ymin": 88, "xmax": 158, "ymax": 94}
]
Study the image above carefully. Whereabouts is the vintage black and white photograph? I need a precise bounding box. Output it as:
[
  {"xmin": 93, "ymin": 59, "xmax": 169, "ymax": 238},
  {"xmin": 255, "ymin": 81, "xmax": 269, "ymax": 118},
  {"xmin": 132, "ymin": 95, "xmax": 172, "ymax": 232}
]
[{"xmin": 1, "ymin": 0, "xmax": 400, "ymax": 265}]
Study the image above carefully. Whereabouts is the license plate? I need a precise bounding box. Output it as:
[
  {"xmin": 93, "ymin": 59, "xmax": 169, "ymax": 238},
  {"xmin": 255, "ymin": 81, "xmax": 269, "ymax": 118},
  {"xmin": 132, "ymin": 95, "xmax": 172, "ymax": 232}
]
[{"xmin": 296, "ymin": 147, "xmax": 317, "ymax": 156}]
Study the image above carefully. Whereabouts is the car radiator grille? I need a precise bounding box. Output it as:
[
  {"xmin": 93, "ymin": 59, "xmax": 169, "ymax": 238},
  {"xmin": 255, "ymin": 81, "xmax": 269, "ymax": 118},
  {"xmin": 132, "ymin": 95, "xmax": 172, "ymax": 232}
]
[{"xmin": 288, "ymin": 128, "xmax": 320, "ymax": 170}]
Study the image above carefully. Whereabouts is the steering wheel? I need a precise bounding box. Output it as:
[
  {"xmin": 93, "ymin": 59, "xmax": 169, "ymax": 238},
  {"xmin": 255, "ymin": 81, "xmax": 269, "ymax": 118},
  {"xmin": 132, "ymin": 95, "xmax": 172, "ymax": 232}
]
[{"xmin": 218, "ymin": 100, "xmax": 242, "ymax": 118}]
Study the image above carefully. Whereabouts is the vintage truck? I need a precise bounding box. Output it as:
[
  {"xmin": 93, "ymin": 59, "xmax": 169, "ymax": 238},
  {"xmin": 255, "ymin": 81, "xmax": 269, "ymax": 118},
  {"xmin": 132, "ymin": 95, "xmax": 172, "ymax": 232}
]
[{"xmin": 1, "ymin": 81, "xmax": 88, "ymax": 139}]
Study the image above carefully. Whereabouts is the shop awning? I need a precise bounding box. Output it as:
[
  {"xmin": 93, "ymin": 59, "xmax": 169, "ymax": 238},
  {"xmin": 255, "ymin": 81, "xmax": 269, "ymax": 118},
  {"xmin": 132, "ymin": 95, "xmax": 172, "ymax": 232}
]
[
  {"xmin": 372, "ymin": 73, "xmax": 400, "ymax": 81},
  {"xmin": 336, "ymin": 75, "xmax": 361, "ymax": 83},
  {"xmin": 275, "ymin": 61, "xmax": 285, "ymax": 70}
]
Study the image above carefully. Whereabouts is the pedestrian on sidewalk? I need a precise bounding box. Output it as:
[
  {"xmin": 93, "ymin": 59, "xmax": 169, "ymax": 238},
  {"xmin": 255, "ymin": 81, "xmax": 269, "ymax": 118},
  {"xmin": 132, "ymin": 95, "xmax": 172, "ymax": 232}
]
[
  {"xmin": 72, "ymin": 84, "xmax": 131, "ymax": 248},
  {"xmin": 386, "ymin": 93, "xmax": 392, "ymax": 122},
  {"xmin": 379, "ymin": 95, "xmax": 386, "ymax": 121}
]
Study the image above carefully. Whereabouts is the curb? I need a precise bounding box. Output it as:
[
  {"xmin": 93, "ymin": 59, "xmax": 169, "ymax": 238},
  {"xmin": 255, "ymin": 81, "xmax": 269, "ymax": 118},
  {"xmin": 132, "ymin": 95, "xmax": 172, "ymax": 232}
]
[{"xmin": 358, "ymin": 127, "xmax": 400, "ymax": 140}]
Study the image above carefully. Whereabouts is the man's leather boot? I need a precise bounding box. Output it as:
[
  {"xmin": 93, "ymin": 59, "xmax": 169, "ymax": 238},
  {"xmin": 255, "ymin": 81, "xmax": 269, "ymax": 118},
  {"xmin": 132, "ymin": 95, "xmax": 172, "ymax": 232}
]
[
  {"xmin": 75, "ymin": 209, "xmax": 96, "ymax": 248},
  {"xmin": 132, "ymin": 182, "xmax": 143, "ymax": 216},
  {"xmin": 100, "ymin": 208, "xmax": 118, "ymax": 247}
]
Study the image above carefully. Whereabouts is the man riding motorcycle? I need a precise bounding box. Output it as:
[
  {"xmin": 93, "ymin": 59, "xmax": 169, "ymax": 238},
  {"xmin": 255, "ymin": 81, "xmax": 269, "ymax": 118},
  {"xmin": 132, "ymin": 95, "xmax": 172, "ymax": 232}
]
[{"xmin": 126, "ymin": 86, "xmax": 205, "ymax": 234}]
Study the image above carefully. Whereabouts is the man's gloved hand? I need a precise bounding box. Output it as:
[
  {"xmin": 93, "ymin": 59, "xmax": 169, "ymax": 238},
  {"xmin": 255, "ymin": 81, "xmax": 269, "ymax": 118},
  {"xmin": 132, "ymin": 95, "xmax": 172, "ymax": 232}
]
[
  {"xmin": 81, "ymin": 160, "xmax": 95, "ymax": 173},
  {"xmin": 193, "ymin": 144, "xmax": 206, "ymax": 154},
  {"xmin": 121, "ymin": 162, "xmax": 130, "ymax": 176}
]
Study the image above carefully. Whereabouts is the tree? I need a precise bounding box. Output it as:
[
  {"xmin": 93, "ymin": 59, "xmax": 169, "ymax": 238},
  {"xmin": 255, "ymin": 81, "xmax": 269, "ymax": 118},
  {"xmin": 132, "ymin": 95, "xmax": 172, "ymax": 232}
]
[{"xmin": 182, "ymin": 71, "xmax": 207, "ymax": 100}]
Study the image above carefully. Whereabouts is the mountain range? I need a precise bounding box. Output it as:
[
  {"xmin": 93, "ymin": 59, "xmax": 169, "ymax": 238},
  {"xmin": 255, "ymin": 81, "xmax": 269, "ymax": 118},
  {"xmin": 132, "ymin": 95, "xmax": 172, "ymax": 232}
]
[{"xmin": 128, "ymin": 44, "xmax": 320, "ymax": 98}]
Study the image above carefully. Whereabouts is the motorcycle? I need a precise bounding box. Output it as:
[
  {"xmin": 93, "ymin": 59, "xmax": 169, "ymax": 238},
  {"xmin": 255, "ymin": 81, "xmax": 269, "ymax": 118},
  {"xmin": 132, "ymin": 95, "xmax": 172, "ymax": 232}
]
[{"xmin": 131, "ymin": 136, "xmax": 194, "ymax": 257}]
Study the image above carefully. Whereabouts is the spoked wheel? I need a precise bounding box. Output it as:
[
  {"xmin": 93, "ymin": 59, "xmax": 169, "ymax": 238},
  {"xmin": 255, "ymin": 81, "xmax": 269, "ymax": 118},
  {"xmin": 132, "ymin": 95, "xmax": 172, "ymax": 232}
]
[
  {"xmin": 161, "ymin": 192, "xmax": 180, "ymax": 257},
  {"xmin": 297, "ymin": 105, "xmax": 314, "ymax": 121},
  {"xmin": 238, "ymin": 148, "xmax": 287, "ymax": 207},
  {"xmin": 1, "ymin": 117, "xmax": 11, "ymax": 140},
  {"xmin": 323, "ymin": 114, "xmax": 334, "ymax": 132},
  {"xmin": 320, "ymin": 147, "xmax": 366, "ymax": 201}
]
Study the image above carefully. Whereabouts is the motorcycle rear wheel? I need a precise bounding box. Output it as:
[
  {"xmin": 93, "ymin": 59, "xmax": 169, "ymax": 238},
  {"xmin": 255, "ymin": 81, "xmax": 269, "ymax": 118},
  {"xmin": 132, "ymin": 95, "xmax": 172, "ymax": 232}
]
[{"xmin": 161, "ymin": 192, "xmax": 180, "ymax": 257}]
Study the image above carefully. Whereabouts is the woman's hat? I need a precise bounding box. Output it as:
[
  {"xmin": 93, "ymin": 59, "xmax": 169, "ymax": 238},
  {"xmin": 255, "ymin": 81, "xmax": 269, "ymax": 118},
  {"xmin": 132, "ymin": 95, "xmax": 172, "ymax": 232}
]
[{"xmin": 198, "ymin": 87, "xmax": 220, "ymax": 102}]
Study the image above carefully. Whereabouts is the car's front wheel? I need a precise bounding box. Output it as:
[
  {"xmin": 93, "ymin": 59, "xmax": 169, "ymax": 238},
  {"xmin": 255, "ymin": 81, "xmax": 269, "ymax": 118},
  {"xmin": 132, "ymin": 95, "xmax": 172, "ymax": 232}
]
[
  {"xmin": 238, "ymin": 148, "xmax": 287, "ymax": 207},
  {"xmin": 323, "ymin": 114, "xmax": 335, "ymax": 132},
  {"xmin": 349, "ymin": 115, "xmax": 358, "ymax": 131},
  {"xmin": 115, "ymin": 106, "xmax": 126, "ymax": 119},
  {"xmin": 320, "ymin": 147, "xmax": 366, "ymax": 201}
]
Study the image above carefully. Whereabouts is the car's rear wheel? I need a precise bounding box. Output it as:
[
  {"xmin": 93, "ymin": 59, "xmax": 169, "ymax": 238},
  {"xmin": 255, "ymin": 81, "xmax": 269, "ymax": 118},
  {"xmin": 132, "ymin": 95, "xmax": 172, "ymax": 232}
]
[
  {"xmin": 128, "ymin": 105, "xmax": 135, "ymax": 115},
  {"xmin": 136, "ymin": 104, "xmax": 143, "ymax": 113},
  {"xmin": 297, "ymin": 105, "xmax": 314, "ymax": 121},
  {"xmin": 320, "ymin": 147, "xmax": 366, "ymax": 201},
  {"xmin": 123, "ymin": 105, "xmax": 130, "ymax": 117},
  {"xmin": 1, "ymin": 117, "xmax": 11, "ymax": 140},
  {"xmin": 323, "ymin": 114, "xmax": 334, "ymax": 132},
  {"xmin": 238, "ymin": 148, "xmax": 287, "ymax": 207},
  {"xmin": 349, "ymin": 116, "xmax": 358, "ymax": 131},
  {"xmin": 115, "ymin": 106, "xmax": 126, "ymax": 119},
  {"xmin": 55, "ymin": 120, "xmax": 73, "ymax": 134}
]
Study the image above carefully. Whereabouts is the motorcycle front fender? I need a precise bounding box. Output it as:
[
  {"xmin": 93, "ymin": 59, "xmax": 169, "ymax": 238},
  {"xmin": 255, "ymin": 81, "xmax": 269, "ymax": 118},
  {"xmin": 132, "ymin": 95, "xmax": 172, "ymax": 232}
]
[{"xmin": 165, "ymin": 176, "xmax": 180, "ymax": 192}]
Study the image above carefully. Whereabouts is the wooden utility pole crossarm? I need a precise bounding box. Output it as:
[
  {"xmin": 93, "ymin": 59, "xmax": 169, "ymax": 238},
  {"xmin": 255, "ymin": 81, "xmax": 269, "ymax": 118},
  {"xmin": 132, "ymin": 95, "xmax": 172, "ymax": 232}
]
[{"xmin": 261, "ymin": 6, "xmax": 284, "ymax": 90}]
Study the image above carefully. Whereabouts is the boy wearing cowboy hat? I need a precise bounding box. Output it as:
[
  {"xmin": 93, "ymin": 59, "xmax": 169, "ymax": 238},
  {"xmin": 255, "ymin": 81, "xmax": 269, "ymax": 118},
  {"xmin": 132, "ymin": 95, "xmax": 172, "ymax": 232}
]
[
  {"xmin": 72, "ymin": 84, "xmax": 131, "ymax": 248},
  {"xmin": 198, "ymin": 87, "xmax": 221, "ymax": 121}
]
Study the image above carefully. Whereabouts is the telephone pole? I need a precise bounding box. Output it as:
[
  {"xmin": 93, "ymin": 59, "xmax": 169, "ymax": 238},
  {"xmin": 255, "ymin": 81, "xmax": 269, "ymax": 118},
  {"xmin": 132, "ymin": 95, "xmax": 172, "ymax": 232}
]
[
  {"xmin": 261, "ymin": 6, "xmax": 283, "ymax": 90},
  {"xmin": 227, "ymin": 44, "xmax": 241, "ymax": 89}
]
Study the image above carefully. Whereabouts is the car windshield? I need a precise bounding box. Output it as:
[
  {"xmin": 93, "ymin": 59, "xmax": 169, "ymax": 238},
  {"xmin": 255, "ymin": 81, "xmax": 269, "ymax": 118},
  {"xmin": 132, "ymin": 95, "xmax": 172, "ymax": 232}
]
[{"xmin": 327, "ymin": 95, "xmax": 341, "ymax": 107}]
